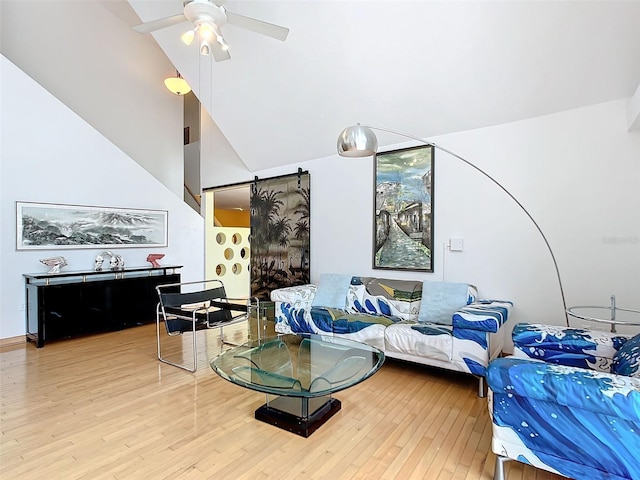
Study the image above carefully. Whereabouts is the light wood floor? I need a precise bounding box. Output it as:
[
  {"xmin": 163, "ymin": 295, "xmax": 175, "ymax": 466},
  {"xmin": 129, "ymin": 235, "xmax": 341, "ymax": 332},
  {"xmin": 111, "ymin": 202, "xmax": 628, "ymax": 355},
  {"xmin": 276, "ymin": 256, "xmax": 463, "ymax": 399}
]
[{"xmin": 1, "ymin": 322, "xmax": 566, "ymax": 480}]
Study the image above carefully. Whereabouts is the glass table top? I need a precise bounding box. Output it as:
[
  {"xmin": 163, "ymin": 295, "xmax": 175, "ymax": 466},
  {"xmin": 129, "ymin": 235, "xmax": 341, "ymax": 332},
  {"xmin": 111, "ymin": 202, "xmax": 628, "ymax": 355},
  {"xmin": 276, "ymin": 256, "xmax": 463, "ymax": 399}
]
[
  {"xmin": 567, "ymin": 306, "xmax": 640, "ymax": 324},
  {"xmin": 211, "ymin": 334, "xmax": 385, "ymax": 398}
]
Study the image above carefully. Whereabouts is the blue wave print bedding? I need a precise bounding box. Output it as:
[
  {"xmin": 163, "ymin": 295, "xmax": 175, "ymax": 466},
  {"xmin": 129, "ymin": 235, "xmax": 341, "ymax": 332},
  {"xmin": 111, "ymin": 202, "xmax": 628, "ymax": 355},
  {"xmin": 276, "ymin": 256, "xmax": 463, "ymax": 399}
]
[
  {"xmin": 488, "ymin": 357, "xmax": 640, "ymax": 480},
  {"xmin": 512, "ymin": 323, "xmax": 630, "ymax": 371}
]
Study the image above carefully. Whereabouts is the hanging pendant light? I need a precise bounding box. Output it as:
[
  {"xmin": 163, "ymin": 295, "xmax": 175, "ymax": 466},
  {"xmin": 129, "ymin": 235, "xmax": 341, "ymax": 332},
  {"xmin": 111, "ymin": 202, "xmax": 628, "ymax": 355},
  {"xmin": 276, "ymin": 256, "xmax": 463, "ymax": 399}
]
[{"xmin": 164, "ymin": 71, "xmax": 191, "ymax": 96}]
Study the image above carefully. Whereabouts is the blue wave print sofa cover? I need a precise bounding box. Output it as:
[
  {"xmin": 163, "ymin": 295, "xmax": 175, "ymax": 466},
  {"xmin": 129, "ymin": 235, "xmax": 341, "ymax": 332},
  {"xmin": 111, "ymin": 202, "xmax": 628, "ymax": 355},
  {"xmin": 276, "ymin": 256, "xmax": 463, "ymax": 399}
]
[
  {"xmin": 488, "ymin": 323, "xmax": 640, "ymax": 480},
  {"xmin": 270, "ymin": 275, "xmax": 512, "ymax": 395}
]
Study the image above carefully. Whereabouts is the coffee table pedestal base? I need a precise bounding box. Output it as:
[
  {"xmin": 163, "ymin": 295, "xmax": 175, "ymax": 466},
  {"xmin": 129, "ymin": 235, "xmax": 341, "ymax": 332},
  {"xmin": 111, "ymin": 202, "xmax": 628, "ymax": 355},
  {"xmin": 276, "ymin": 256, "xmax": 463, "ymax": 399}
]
[{"xmin": 255, "ymin": 396, "xmax": 341, "ymax": 437}]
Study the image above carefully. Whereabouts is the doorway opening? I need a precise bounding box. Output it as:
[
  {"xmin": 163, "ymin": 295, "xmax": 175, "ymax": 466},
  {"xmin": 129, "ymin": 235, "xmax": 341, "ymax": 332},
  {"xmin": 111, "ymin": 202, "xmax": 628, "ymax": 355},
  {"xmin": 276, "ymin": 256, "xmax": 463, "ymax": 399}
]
[{"xmin": 203, "ymin": 185, "xmax": 251, "ymax": 299}]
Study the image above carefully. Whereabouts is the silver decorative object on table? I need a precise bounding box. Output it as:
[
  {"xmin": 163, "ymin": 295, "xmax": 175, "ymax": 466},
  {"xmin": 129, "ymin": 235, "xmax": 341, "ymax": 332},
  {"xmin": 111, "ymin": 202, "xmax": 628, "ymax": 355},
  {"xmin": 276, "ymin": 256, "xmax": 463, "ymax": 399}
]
[
  {"xmin": 40, "ymin": 256, "xmax": 68, "ymax": 274},
  {"xmin": 94, "ymin": 254, "xmax": 105, "ymax": 271},
  {"xmin": 95, "ymin": 251, "xmax": 125, "ymax": 271},
  {"xmin": 110, "ymin": 254, "xmax": 124, "ymax": 270}
]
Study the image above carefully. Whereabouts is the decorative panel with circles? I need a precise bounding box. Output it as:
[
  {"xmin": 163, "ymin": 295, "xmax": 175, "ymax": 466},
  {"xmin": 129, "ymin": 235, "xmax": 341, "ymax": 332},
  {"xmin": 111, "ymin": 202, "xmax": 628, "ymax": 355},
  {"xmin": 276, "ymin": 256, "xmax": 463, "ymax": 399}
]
[{"xmin": 206, "ymin": 226, "xmax": 250, "ymax": 298}]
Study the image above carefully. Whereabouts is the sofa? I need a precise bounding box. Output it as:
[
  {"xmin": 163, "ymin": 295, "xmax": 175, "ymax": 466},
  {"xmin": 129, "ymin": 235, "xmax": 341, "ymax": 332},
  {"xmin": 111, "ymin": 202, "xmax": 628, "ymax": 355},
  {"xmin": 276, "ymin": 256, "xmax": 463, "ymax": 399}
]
[
  {"xmin": 270, "ymin": 273, "xmax": 512, "ymax": 396},
  {"xmin": 487, "ymin": 323, "xmax": 640, "ymax": 480}
]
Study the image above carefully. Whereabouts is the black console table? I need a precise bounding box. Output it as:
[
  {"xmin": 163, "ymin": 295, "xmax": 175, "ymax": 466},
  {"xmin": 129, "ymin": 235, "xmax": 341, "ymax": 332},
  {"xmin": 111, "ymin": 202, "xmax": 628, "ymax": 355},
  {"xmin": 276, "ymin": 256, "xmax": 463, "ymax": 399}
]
[{"xmin": 24, "ymin": 266, "xmax": 182, "ymax": 347}]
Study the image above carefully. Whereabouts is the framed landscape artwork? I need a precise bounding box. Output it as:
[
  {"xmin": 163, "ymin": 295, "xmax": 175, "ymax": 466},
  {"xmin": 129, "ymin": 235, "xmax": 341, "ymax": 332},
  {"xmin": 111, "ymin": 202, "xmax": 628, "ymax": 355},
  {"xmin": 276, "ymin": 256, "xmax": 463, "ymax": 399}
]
[
  {"xmin": 16, "ymin": 202, "xmax": 168, "ymax": 250},
  {"xmin": 373, "ymin": 145, "xmax": 434, "ymax": 271}
]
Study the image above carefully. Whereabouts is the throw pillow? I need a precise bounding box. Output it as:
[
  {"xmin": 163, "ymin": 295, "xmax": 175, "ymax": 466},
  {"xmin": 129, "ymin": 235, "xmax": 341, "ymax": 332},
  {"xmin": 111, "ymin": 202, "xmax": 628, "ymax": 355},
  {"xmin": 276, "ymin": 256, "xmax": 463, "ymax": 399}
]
[
  {"xmin": 311, "ymin": 273, "xmax": 353, "ymax": 309},
  {"xmin": 418, "ymin": 281, "xmax": 469, "ymax": 325},
  {"xmin": 611, "ymin": 333, "xmax": 640, "ymax": 378}
]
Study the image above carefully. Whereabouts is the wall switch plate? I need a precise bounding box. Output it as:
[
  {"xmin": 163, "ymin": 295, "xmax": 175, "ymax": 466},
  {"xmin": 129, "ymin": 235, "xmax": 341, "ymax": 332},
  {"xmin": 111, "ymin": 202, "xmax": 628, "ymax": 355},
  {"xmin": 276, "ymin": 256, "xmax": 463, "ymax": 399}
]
[{"xmin": 450, "ymin": 238, "xmax": 464, "ymax": 251}]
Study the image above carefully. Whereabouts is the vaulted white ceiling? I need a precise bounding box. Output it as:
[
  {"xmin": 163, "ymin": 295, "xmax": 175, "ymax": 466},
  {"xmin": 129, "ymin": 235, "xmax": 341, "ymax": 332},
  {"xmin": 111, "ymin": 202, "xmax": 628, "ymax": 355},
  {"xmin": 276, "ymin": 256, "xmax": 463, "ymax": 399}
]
[{"xmin": 128, "ymin": 1, "xmax": 640, "ymax": 172}]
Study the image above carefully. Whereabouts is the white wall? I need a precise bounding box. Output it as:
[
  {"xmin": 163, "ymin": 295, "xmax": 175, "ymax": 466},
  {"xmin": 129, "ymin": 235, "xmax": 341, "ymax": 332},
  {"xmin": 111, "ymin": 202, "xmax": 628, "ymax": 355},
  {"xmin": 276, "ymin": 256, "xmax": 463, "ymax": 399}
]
[
  {"xmin": 253, "ymin": 99, "xmax": 640, "ymax": 346},
  {"xmin": 0, "ymin": 56, "xmax": 205, "ymax": 340},
  {"xmin": 200, "ymin": 106, "xmax": 251, "ymax": 189},
  {"xmin": 0, "ymin": 0, "xmax": 185, "ymax": 196}
]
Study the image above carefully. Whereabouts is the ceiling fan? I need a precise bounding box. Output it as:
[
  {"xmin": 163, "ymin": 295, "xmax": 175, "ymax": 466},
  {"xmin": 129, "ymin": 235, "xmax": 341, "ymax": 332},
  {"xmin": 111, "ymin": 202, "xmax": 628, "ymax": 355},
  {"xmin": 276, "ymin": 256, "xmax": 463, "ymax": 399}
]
[{"xmin": 132, "ymin": 0, "xmax": 289, "ymax": 62}]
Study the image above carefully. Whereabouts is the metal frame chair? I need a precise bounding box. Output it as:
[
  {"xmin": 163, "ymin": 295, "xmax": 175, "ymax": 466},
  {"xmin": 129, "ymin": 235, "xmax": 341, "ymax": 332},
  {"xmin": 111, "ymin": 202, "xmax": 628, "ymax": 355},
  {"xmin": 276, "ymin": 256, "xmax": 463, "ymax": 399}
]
[{"xmin": 156, "ymin": 279, "xmax": 250, "ymax": 372}]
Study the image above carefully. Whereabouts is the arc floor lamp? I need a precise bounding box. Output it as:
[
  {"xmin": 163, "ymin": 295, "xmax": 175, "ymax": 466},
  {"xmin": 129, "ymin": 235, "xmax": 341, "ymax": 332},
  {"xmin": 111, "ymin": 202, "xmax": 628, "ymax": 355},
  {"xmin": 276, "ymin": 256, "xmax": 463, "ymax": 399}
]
[{"xmin": 337, "ymin": 123, "xmax": 569, "ymax": 326}]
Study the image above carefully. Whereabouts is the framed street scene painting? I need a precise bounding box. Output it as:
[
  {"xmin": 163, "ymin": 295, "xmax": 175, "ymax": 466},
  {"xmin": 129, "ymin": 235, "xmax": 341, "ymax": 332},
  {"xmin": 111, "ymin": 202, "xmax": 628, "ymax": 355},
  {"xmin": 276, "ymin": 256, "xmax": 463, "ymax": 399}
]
[{"xmin": 374, "ymin": 145, "xmax": 434, "ymax": 271}]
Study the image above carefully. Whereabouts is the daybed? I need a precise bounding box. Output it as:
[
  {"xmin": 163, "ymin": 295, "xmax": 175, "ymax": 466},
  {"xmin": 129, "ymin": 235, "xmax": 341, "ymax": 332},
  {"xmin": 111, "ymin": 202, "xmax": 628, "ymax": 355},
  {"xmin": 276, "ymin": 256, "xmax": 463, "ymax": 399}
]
[
  {"xmin": 488, "ymin": 323, "xmax": 640, "ymax": 480},
  {"xmin": 270, "ymin": 273, "xmax": 512, "ymax": 396}
]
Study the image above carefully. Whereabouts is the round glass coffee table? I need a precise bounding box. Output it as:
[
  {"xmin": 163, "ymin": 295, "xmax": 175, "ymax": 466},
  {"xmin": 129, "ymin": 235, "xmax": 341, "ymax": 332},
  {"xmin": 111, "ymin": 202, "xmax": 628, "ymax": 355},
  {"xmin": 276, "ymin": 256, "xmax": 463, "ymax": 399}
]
[
  {"xmin": 567, "ymin": 295, "xmax": 640, "ymax": 333},
  {"xmin": 211, "ymin": 334, "xmax": 384, "ymax": 437}
]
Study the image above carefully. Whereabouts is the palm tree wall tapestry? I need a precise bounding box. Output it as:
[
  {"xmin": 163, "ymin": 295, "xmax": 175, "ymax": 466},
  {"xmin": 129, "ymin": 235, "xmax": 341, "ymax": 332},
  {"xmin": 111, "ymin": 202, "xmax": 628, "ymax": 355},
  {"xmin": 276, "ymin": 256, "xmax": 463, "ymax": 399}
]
[{"xmin": 250, "ymin": 170, "xmax": 310, "ymax": 300}]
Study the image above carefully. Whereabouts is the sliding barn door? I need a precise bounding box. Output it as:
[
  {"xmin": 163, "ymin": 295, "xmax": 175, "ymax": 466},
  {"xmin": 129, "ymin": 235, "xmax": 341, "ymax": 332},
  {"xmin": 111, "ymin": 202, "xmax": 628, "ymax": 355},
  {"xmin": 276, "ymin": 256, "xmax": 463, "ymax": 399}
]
[{"xmin": 250, "ymin": 171, "xmax": 310, "ymax": 300}]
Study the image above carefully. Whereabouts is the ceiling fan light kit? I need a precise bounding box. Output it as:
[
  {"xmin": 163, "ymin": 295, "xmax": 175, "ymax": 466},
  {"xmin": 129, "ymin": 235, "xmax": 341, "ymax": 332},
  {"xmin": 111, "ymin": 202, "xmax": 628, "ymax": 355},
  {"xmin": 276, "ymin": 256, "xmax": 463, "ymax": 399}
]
[
  {"xmin": 180, "ymin": 28, "xmax": 196, "ymax": 45},
  {"xmin": 200, "ymin": 39, "xmax": 212, "ymax": 56},
  {"xmin": 132, "ymin": 0, "xmax": 289, "ymax": 62}
]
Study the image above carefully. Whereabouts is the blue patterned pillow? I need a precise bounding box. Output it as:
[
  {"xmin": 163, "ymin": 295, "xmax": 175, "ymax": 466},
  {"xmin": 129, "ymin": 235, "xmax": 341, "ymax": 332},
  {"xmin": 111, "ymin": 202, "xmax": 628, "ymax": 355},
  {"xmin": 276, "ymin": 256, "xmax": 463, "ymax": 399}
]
[{"xmin": 611, "ymin": 333, "xmax": 640, "ymax": 378}]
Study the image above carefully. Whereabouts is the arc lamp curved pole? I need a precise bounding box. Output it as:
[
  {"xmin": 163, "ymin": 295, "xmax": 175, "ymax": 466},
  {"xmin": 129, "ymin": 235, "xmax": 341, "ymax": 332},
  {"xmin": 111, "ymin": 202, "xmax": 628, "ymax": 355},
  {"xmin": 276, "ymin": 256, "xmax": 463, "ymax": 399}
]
[{"xmin": 336, "ymin": 123, "xmax": 569, "ymax": 326}]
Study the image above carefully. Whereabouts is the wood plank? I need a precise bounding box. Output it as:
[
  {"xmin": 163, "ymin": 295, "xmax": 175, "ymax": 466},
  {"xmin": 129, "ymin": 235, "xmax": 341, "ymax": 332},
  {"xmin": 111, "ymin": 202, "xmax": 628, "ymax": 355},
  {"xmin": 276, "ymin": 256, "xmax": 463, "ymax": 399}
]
[{"xmin": 0, "ymin": 323, "xmax": 566, "ymax": 480}]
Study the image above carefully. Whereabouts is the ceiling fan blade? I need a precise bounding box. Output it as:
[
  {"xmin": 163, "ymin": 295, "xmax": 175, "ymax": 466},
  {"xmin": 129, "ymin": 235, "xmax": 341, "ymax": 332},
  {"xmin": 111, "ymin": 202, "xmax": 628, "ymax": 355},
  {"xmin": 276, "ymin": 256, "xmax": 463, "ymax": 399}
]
[
  {"xmin": 211, "ymin": 43, "xmax": 231, "ymax": 62},
  {"xmin": 225, "ymin": 11, "xmax": 289, "ymax": 41},
  {"xmin": 132, "ymin": 13, "xmax": 188, "ymax": 34}
]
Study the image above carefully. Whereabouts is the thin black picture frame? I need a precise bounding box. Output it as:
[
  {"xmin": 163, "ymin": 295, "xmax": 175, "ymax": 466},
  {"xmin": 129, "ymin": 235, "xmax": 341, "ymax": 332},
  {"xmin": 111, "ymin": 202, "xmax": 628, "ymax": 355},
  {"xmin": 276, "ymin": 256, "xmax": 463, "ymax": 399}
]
[{"xmin": 373, "ymin": 145, "xmax": 434, "ymax": 272}]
